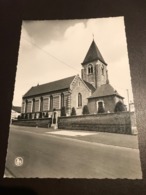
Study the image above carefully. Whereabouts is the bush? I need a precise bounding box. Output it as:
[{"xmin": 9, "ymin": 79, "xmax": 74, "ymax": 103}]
[
  {"xmin": 39, "ymin": 112, "xmax": 42, "ymax": 118},
  {"xmin": 114, "ymin": 101, "xmax": 126, "ymax": 112},
  {"xmin": 29, "ymin": 113, "xmax": 32, "ymax": 119},
  {"xmin": 82, "ymin": 105, "xmax": 90, "ymax": 115},
  {"xmin": 25, "ymin": 114, "xmax": 27, "ymax": 119},
  {"xmin": 21, "ymin": 113, "xmax": 24, "ymax": 119},
  {"xmin": 17, "ymin": 115, "xmax": 21, "ymax": 120},
  {"xmin": 22, "ymin": 113, "xmax": 26, "ymax": 119},
  {"xmin": 45, "ymin": 112, "xmax": 48, "ymax": 118},
  {"xmin": 61, "ymin": 106, "xmax": 66, "ymax": 116},
  {"xmin": 34, "ymin": 113, "xmax": 36, "ymax": 119},
  {"xmin": 71, "ymin": 107, "xmax": 76, "ymax": 116}
]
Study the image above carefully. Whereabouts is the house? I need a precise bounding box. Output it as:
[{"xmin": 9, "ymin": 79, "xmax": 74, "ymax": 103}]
[
  {"xmin": 21, "ymin": 39, "xmax": 124, "ymax": 119},
  {"xmin": 11, "ymin": 106, "xmax": 21, "ymax": 120}
]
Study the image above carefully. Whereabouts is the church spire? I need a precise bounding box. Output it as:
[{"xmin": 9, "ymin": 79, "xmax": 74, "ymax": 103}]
[
  {"xmin": 81, "ymin": 40, "xmax": 107, "ymax": 66},
  {"xmin": 81, "ymin": 39, "xmax": 108, "ymax": 89}
]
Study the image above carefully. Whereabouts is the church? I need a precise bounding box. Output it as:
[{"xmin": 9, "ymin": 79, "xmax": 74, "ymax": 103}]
[{"xmin": 21, "ymin": 40, "xmax": 124, "ymax": 119}]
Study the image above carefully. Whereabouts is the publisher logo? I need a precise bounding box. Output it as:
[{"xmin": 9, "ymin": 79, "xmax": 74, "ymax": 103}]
[{"xmin": 14, "ymin": 157, "xmax": 23, "ymax": 166}]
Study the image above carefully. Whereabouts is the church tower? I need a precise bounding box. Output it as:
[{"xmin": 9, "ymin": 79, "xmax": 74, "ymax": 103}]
[{"xmin": 81, "ymin": 40, "xmax": 108, "ymax": 89}]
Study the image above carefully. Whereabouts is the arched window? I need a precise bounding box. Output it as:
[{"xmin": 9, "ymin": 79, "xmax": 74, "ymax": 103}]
[
  {"xmin": 97, "ymin": 100, "xmax": 105, "ymax": 113},
  {"xmin": 50, "ymin": 95, "xmax": 53, "ymax": 110},
  {"xmin": 88, "ymin": 64, "xmax": 93, "ymax": 74},
  {"xmin": 40, "ymin": 97, "xmax": 43, "ymax": 112},
  {"xmin": 78, "ymin": 93, "xmax": 82, "ymax": 107},
  {"xmin": 22, "ymin": 100, "xmax": 26, "ymax": 113},
  {"xmin": 61, "ymin": 93, "xmax": 64, "ymax": 108},
  {"xmin": 101, "ymin": 65, "xmax": 104, "ymax": 75}
]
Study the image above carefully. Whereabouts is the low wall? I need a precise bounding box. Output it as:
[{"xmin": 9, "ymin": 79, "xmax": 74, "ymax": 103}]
[
  {"xmin": 58, "ymin": 112, "xmax": 136, "ymax": 134},
  {"xmin": 12, "ymin": 112, "xmax": 137, "ymax": 134},
  {"xmin": 12, "ymin": 118, "xmax": 52, "ymax": 128}
]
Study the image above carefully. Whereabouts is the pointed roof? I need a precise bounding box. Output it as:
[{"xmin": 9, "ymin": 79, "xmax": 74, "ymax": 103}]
[
  {"xmin": 88, "ymin": 83, "xmax": 124, "ymax": 99},
  {"xmin": 81, "ymin": 40, "xmax": 107, "ymax": 65},
  {"xmin": 23, "ymin": 76, "xmax": 76, "ymax": 98}
]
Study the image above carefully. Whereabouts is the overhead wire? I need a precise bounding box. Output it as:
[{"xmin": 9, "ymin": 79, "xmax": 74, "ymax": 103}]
[{"xmin": 21, "ymin": 35, "xmax": 80, "ymax": 73}]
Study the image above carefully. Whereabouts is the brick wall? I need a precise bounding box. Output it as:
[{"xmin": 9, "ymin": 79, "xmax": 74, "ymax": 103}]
[{"xmin": 58, "ymin": 112, "xmax": 136, "ymax": 134}]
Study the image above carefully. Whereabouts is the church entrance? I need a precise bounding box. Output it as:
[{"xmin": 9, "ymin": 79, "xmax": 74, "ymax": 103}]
[{"xmin": 97, "ymin": 100, "xmax": 105, "ymax": 113}]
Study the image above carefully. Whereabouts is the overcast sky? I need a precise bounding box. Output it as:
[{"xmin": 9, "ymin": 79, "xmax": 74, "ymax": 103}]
[{"xmin": 13, "ymin": 16, "xmax": 133, "ymax": 107}]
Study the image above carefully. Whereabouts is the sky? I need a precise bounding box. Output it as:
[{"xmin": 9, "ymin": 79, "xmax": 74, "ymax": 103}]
[{"xmin": 13, "ymin": 16, "xmax": 133, "ymax": 107}]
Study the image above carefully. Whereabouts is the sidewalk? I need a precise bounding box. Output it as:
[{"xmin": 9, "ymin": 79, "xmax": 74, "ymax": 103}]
[{"xmin": 47, "ymin": 129, "xmax": 139, "ymax": 149}]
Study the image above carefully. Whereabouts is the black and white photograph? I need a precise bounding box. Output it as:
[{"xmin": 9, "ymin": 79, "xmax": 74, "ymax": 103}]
[{"xmin": 4, "ymin": 17, "xmax": 142, "ymax": 179}]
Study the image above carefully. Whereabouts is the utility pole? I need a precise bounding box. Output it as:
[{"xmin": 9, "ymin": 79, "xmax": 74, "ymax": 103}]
[{"xmin": 126, "ymin": 89, "xmax": 130, "ymax": 112}]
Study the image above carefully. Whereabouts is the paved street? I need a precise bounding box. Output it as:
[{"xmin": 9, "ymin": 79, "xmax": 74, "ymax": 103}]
[{"xmin": 5, "ymin": 125, "xmax": 142, "ymax": 179}]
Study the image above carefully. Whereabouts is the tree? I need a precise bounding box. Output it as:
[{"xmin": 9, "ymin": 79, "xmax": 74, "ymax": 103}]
[
  {"xmin": 61, "ymin": 106, "xmax": 66, "ymax": 116},
  {"xmin": 21, "ymin": 113, "xmax": 24, "ymax": 119},
  {"xmin": 71, "ymin": 107, "xmax": 76, "ymax": 116},
  {"xmin": 114, "ymin": 101, "xmax": 126, "ymax": 112},
  {"xmin": 39, "ymin": 112, "xmax": 42, "ymax": 118},
  {"xmin": 24, "ymin": 114, "xmax": 27, "ymax": 119},
  {"xmin": 17, "ymin": 115, "xmax": 21, "ymax": 120},
  {"xmin": 34, "ymin": 113, "xmax": 36, "ymax": 119},
  {"xmin": 82, "ymin": 105, "xmax": 90, "ymax": 115},
  {"xmin": 45, "ymin": 112, "xmax": 48, "ymax": 118},
  {"xmin": 29, "ymin": 113, "xmax": 32, "ymax": 119}
]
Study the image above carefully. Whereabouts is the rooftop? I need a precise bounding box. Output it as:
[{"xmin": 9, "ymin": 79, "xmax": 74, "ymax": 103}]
[
  {"xmin": 23, "ymin": 76, "xmax": 76, "ymax": 98},
  {"xmin": 82, "ymin": 40, "xmax": 107, "ymax": 65},
  {"xmin": 88, "ymin": 83, "xmax": 124, "ymax": 99}
]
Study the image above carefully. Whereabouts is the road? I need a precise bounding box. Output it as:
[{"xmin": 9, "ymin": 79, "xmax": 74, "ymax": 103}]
[{"xmin": 5, "ymin": 126, "xmax": 142, "ymax": 178}]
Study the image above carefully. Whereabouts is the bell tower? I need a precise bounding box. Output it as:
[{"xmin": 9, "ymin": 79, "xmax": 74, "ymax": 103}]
[{"xmin": 81, "ymin": 40, "xmax": 108, "ymax": 89}]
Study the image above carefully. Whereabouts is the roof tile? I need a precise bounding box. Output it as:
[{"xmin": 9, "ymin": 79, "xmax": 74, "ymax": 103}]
[
  {"xmin": 82, "ymin": 40, "xmax": 107, "ymax": 65},
  {"xmin": 23, "ymin": 76, "xmax": 75, "ymax": 98},
  {"xmin": 88, "ymin": 83, "xmax": 124, "ymax": 99}
]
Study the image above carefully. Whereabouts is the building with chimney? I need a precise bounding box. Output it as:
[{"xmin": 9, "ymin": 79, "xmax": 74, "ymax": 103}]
[{"xmin": 21, "ymin": 39, "xmax": 124, "ymax": 119}]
